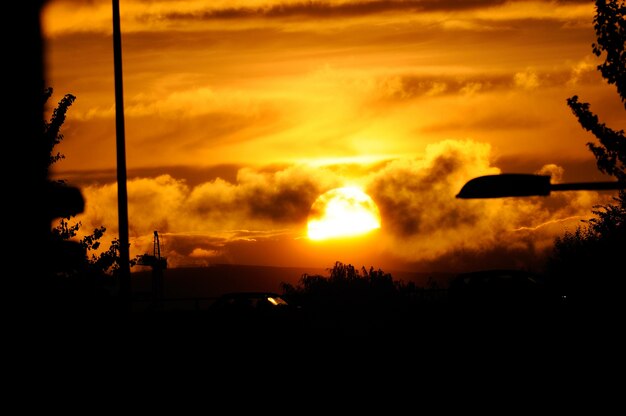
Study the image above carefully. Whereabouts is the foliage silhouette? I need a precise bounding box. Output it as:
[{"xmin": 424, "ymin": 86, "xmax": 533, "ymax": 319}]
[
  {"xmin": 549, "ymin": 1, "xmax": 626, "ymax": 308},
  {"xmin": 43, "ymin": 87, "xmax": 75, "ymax": 167},
  {"xmin": 281, "ymin": 261, "xmax": 421, "ymax": 333},
  {"xmin": 45, "ymin": 88, "xmax": 133, "ymax": 279},
  {"xmin": 566, "ymin": 0, "xmax": 625, "ymax": 182}
]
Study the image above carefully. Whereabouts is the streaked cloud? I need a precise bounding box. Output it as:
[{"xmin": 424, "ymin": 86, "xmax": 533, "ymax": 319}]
[
  {"xmin": 158, "ymin": 1, "xmax": 511, "ymax": 22},
  {"xmin": 43, "ymin": 0, "xmax": 594, "ymax": 35}
]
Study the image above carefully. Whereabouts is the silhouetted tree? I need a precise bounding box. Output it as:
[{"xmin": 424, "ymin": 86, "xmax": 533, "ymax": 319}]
[
  {"xmin": 44, "ymin": 87, "xmax": 74, "ymax": 167},
  {"xmin": 281, "ymin": 261, "xmax": 415, "ymax": 332},
  {"xmin": 283, "ymin": 261, "xmax": 397, "ymax": 299},
  {"xmin": 566, "ymin": 0, "xmax": 625, "ymax": 182},
  {"xmin": 45, "ymin": 88, "xmax": 130, "ymax": 277},
  {"xmin": 549, "ymin": 1, "xmax": 626, "ymax": 307}
]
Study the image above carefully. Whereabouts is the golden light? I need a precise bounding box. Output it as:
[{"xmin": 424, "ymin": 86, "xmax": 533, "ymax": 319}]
[{"xmin": 307, "ymin": 187, "xmax": 381, "ymax": 241}]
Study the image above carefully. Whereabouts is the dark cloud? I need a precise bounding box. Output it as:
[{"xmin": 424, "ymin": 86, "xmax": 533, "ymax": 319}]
[
  {"xmin": 362, "ymin": 140, "xmax": 609, "ymax": 269},
  {"xmin": 246, "ymin": 185, "xmax": 316, "ymax": 222},
  {"xmin": 160, "ymin": 233, "xmax": 226, "ymax": 257},
  {"xmin": 241, "ymin": 171, "xmax": 330, "ymax": 222},
  {"xmin": 368, "ymin": 145, "xmax": 487, "ymax": 237},
  {"xmin": 185, "ymin": 166, "xmax": 341, "ymax": 225},
  {"xmin": 377, "ymin": 74, "xmax": 508, "ymax": 100},
  {"xmin": 159, "ymin": 0, "xmax": 509, "ymax": 21},
  {"xmin": 375, "ymin": 68, "xmax": 598, "ymax": 102}
]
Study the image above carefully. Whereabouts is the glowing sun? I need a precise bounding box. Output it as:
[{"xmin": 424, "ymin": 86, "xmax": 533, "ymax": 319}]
[{"xmin": 307, "ymin": 187, "xmax": 381, "ymax": 240}]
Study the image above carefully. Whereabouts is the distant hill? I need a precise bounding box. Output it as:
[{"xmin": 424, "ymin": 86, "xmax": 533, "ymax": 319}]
[
  {"xmin": 132, "ymin": 264, "xmax": 323, "ymax": 299},
  {"xmin": 131, "ymin": 264, "xmax": 454, "ymax": 299}
]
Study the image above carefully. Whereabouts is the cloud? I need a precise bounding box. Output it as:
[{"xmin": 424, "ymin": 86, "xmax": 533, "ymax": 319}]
[
  {"xmin": 78, "ymin": 174, "xmax": 189, "ymax": 238},
  {"xmin": 568, "ymin": 55, "xmax": 600, "ymax": 86},
  {"xmin": 68, "ymin": 86, "xmax": 273, "ymax": 121},
  {"xmin": 189, "ymin": 248, "xmax": 221, "ymax": 258},
  {"xmin": 367, "ymin": 140, "xmax": 499, "ymax": 238},
  {"xmin": 536, "ymin": 164, "xmax": 564, "ymax": 183},
  {"xmin": 514, "ymin": 69, "xmax": 540, "ymax": 90},
  {"xmin": 72, "ymin": 165, "xmax": 343, "ymax": 262},
  {"xmin": 185, "ymin": 165, "xmax": 342, "ymax": 225},
  {"xmin": 374, "ymin": 66, "xmax": 603, "ymax": 103},
  {"xmin": 66, "ymin": 139, "xmax": 613, "ymax": 271},
  {"xmin": 375, "ymin": 74, "xmax": 511, "ymax": 101},
  {"xmin": 365, "ymin": 140, "xmax": 612, "ymax": 264}
]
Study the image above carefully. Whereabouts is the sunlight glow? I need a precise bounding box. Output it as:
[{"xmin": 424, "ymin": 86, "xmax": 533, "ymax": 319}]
[
  {"xmin": 297, "ymin": 154, "xmax": 403, "ymax": 167},
  {"xmin": 307, "ymin": 187, "xmax": 381, "ymax": 241}
]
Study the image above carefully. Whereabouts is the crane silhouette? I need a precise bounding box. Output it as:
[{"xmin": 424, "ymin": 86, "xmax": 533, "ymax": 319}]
[{"xmin": 138, "ymin": 231, "xmax": 167, "ymax": 302}]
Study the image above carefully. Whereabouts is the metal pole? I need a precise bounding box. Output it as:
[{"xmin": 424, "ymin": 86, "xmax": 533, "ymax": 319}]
[
  {"xmin": 551, "ymin": 182, "xmax": 625, "ymax": 192},
  {"xmin": 113, "ymin": 0, "xmax": 131, "ymax": 309}
]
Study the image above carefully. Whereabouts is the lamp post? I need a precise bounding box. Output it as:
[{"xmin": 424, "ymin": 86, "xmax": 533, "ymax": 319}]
[
  {"xmin": 456, "ymin": 174, "xmax": 625, "ymax": 199},
  {"xmin": 113, "ymin": 0, "xmax": 131, "ymax": 308}
]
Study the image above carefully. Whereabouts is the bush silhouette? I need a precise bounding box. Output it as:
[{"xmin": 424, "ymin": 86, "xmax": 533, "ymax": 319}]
[{"xmin": 282, "ymin": 261, "xmax": 418, "ymax": 333}]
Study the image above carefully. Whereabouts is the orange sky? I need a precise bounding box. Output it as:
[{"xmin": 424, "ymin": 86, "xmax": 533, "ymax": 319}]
[{"xmin": 42, "ymin": 0, "xmax": 625, "ymax": 272}]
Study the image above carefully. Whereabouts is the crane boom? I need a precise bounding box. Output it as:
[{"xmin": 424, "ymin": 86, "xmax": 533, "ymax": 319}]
[
  {"xmin": 138, "ymin": 230, "xmax": 167, "ymax": 269},
  {"xmin": 137, "ymin": 230, "xmax": 168, "ymax": 303},
  {"xmin": 154, "ymin": 230, "xmax": 161, "ymax": 259}
]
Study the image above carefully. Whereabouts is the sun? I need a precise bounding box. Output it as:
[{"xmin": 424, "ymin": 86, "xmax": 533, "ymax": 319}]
[{"xmin": 307, "ymin": 187, "xmax": 381, "ymax": 240}]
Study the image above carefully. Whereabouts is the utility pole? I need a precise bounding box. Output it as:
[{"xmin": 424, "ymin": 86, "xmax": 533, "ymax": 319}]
[{"xmin": 113, "ymin": 0, "xmax": 131, "ymax": 310}]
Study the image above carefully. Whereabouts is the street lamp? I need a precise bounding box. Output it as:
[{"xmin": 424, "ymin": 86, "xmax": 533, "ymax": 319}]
[{"xmin": 456, "ymin": 174, "xmax": 625, "ymax": 199}]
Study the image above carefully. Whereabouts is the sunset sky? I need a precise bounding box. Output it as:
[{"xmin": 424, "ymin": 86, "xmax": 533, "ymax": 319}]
[{"xmin": 42, "ymin": 0, "xmax": 624, "ymax": 272}]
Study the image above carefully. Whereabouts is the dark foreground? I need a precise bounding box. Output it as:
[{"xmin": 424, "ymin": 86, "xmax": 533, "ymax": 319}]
[
  {"xmin": 25, "ymin": 293, "xmax": 620, "ymax": 345},
  {"xmin": 20, "ymin": 267, "xmax": 622, "ymax": 348}
]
